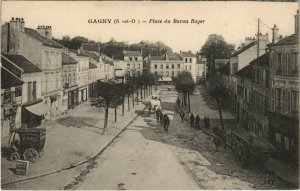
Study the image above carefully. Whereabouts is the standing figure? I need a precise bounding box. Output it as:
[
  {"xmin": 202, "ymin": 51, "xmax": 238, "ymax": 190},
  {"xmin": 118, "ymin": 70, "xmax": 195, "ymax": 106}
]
[
  {"xmin": 213, "ymin": 136, "xmax": 223, "ymax": 152},
  {"xmin": 207, "ymin": 116, "xmax": 210, "ymax": 129},
  {"xmin": 176, "ymin": 98, "xmax": 181, "ymax": 109},
  {"xmin": 204, "ymin": 116, "xmax": 208, "ymax": 128},
  {"xmin": 160, "ymin": 112, "xmax": 164, "ymax": 126},
  {"xmin": 156, "ymin": 109, "xmax": 161, "ymax": 122},
  {"xmin": 163, "ymin": 114, "xmax": 170, "ymax": 132},
  {"xmin": 195, "ymin": 115, "xmax": 200, "ymax": 129},
  {"xmin": 180, "ymin": 111, "xmax": 185, "ymax": 122},
  {"xmin": 190, "ymin": 113, "xmax": 195, "ymax": 128}
]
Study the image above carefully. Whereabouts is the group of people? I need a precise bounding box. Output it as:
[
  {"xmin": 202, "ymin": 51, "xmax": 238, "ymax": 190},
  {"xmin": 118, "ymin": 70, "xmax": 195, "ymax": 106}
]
[
  {"xmin": 155, "ymin": 109, "xmax": 170, "ymax": 132},
  {"xmin": 179, "ymin": 110, "xmax": 211, "ymax": 129}
]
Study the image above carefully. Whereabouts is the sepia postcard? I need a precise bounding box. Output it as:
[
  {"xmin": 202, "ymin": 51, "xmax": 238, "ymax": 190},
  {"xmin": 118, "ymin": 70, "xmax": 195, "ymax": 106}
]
[{"xmin": 0, "ymin": 1, "xmax": 299, "ymax": 190}]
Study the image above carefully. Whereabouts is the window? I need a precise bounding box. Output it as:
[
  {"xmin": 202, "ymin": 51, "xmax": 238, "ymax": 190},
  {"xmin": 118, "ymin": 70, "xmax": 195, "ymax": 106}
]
[
  {"xmin": 177, "ymin": 64, "xmax": 180, "ymax": 69},
  {"xmin": 291, "ymin": 91, "xmax": 299, "ymax": 112},
  {"xmin": 172, "ymin": 71, "xmax": 174, "ymax": 76},
  {"xmin": 127, "ymin": 64, "xmax": 130, "ymax": 69},
  {"xmin": 177, "ymin": 71, "xmax": 180, "ymax": 76},
  {"xmin": 277, "ymin": 53, "xmax": 282, "ymax": 74},
  {"xmin": 154, "ymin": 64, "xmax": 157, "ymax": 69},
  {"xmin": 189, "ymin": 65, "xmax": 192, "ymax": 70},
  {"xmin": 160, "ymin": 64, "xmax": 163, "ymax": 69},
  {"xmin": 134, "ymin": 57, "xmax": 138, "ymax": 61},
  {"xmin": 129, "ymin": 57, "xmax": 132, "ymax": 61},
  {"xmin": 166, "ymin": 71, "xmax": 169, "ymax": 77},
  {"xmin": 137, "ymin": 64, "xmax": 140, "ymax": 69},
  {"xmin": 185, "ymin": 65, "xmax": 187, "ymax": 70},
  {"xmin": 15, "ymin": 86, "xmax": 22, "ymax": 97},
  {"xmin": 185, "ymin": 58, "xmax": 188, "ymax": 63},
  {"xmin": 172, "ymin": 64, "xmax": 174, "ymax": 69},
  {"xmin": 275, "ymin": 88, "xmax": 282, "ymax": 111},
  {"xmin": 27, "ymin": 81, "xmax": 37, "ymax": 102},
  {"xmin": 133, "ymin": 64, "xmax": 136, "ymax": 69},
  {"xmin": 190, "ymin": 58, "xmax": 192, "ymax": 63},
  {"xmin": 4, "ymin": 90, "xmax": 11, "ymax": 104},
  {"xmin": 166, "ymin": 64, "xmax": 169, "ymax": 69}
]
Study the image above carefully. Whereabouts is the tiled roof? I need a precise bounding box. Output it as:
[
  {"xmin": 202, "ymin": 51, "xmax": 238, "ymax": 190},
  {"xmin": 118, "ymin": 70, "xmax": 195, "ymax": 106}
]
[
  {"xmin": 218, "ymin": 63, "xmax": 230, "ymax": 75},
  {"xmin": 151, "ymin": 54, "xmax": 182, "ymax": 61},
  {"xmin": 1, "ymin": 67, "xmax": 24, "ymax": 89},
  {"xmin": 235, "ymin": 64, "xmax": 252, "ymax": 79},
  {"xmin": 69, "ymin": 49, "xmax": 89, "ymax": 57},
  {"xmin": 24, "ymin": 28, "xmax": 64, "ymax": 48},
  {"xmin": 151, "ymin": 56, "xmax": 165, "ymax": 61},
  {"xmin": 249, "ymin": 52, "xmax": 270, "ymax": 67},
  {"xmin": 62, "ymin": 52, "xmax": 77, "ymax": 65},
  {"xmin": 124, "ymin": 51, "xmax": 142, "ymax": 57},
  {"xmin": 2, "ymin": 54, "xmax": 41, "ymax": 73},
  {"xmin": 89, "ymin": 62, "xmax": 97, "ymax": 69},
  {"xmin": 81, "ymin": 43, "xmax": 100, "ymax": 52},
  {"xmin": 169, "ymin": 53, "xmax": 182, "ymax": 61},
  {"xmin": 81, "ymin": 50, "xmax": 100, "ymax": 62},
  {"xmin": 180, "ymin": 51, "xmax": 196, "ymax": 57},
  {"xmin": 275, "ymin": 34, "xmax": 298, "ymax": 46},
  {"xmin": 231, "ymin": 41, "xmax": 256, "ymax": 57}
]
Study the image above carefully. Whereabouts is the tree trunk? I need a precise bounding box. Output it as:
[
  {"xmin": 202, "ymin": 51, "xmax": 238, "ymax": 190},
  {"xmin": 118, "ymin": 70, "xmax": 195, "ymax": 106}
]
[
  {"xmin": 136, "ymin": 88, "xmax": 139, "ymax": 105},
  {"xmin": 184, "ymin": 93, "xmax": 187, "ymax": 109},
  {"xmin": 144, "ymin": 86, "xmax": 146, "ymax": 98},
  {"xmin": 122, "ymin": 94, "xmax": 125, "ymax": 116},
  {"xmin": 216, "ymin": 98, "xmax": 224, "ymax": 130},
  {"xmin": 181, "ymin": 93, "xmax": 184, "ymax": 107},
  {"xmin": 188, "ymin": 92, "xmax": 191, "ymax": 113},
  {"xmin": 104, "ymin": 104, "xmax": 109, "ymax": 134},
  {"xmin": 127, "ymin": 94, "xmax": 130, "ymax": 111},
  {"xmin": 140, "ymin": 86, "xmax": 143, "ymax": 100},
  {"xmin": 132, "ymin": 92, "xmax": 134, "ymax": 108},
  {"xmin": 114, "ymin": 106, "xmax": 117, "ymax": 122}
]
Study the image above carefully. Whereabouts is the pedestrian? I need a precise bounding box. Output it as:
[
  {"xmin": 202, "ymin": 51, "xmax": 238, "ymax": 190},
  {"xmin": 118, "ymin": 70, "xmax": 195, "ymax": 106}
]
[
  {"xmin": 190, "ymin": 113, "xmax": 195, "ymax": 128},
  {"xmin": 207, "ymin": 116, "xmax": 210, "ymax": 129},
  {"xmin": 176, "ymin": 98, "xmax": 181, "ymax": 109},
  {"xmin": 195, "ymin": 115, "xmax": 200, "ymax": 129},
  {"xmin": 160, "ymin": 112, "xmax": 164, "ymax": 126},
  {"xmin": 213, "ymin": 136, "xmax": 223, "ymax": 152},
  {"xmin": 163, "ymin": 114, "xmax": 170, "ymax": 132},
  {"xmin": 156, "ymin": 109, "xmax": 161, "ymax": 122},
  {"xmin": 180, "ymin": 111, "xmax": 185, "ymax": 122}
]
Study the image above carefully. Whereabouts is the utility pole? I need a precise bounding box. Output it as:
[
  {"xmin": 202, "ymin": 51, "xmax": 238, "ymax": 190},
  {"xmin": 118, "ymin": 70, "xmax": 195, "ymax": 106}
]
[{"xmin": 257, "ymin": 18, "xmax": 260, "ymax": 66}]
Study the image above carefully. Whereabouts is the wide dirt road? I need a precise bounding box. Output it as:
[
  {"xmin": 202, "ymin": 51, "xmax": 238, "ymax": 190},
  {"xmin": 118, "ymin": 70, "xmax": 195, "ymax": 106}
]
[{"xmin": 73, "ymin": 109, "xmax": 200, "ymax": 190}]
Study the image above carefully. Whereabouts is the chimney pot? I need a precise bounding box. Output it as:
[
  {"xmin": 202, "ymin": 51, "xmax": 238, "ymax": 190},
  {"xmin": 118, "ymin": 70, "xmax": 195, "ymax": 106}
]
[{"xmin": 12, "ymin": 17, "xmax": 14, "ymax": 20}]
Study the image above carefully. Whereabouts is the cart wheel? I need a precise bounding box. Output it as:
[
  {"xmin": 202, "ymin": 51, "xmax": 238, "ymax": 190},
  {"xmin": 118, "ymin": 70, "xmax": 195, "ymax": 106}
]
[
  {"xmin": 23, "ymin": 148, "xmax": 39, "ymax": 162},
  {"xmin": 39, "ymin": 149, "xmax": 44, "ymax": 158},
  {"xmin": 9, "ymin": 152, "xmax": 20, "ymax": 161},
  {"xmin": 236, "ymin": 144, "xmax": 247, "ymax": 164}
]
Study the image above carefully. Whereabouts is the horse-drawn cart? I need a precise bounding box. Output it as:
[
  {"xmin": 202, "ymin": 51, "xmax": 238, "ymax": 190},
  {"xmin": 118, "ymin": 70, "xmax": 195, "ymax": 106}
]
[
  {"xmin": 9, "ymin": 128, "xmax": 46, "ymax": 162},
  {"xmin": 226, "ymin": 127, "xmax": 276, "ymax": 165}
]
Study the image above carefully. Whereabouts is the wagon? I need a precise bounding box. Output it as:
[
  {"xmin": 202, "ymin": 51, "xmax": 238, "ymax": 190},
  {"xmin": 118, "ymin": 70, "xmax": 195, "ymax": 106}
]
[
  {"xmin": 226, "ymin": 127, "xmax": 276, "ymax": 165},
  {"xmin": 9, "ymin": 128, "xmax": 46, "ymax": 163}
]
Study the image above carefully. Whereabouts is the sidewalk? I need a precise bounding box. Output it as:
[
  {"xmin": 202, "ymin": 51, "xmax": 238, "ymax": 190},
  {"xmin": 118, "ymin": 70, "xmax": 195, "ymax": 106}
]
[
  {"xmin": 179, "ymin": 90, "xmax": 298, "ymax": 187},
  {"xmin": 1, "ymin": 92, "xmax": 154, "ymax": 186}
]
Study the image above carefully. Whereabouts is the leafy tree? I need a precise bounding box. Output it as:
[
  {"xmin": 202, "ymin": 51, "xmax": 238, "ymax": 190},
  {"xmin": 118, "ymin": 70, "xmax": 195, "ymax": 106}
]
[
  {"xmin": 203, "ymin": 72, "xmax": 230, "ymax": 130},
  {"xmin": 175, "ymin": 71, "xmax": 196, "ymax": 112},
  {"xmin": 200, "ymin": 34, "xmax": 234, "ymax": 77},
  {"xmin": 90, "ymin": 80, "xmax": 126, "ymax": 133}
]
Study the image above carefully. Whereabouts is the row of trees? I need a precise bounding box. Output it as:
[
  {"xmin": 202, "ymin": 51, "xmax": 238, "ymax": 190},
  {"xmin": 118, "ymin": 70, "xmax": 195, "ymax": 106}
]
[{"xmin": 90, "ymin": 72, "xmax": 157, "ymax": 134}]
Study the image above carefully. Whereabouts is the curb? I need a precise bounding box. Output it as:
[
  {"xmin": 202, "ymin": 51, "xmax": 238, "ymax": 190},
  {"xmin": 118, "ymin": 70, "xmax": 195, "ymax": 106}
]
[{"xmin": 1, "ymin": 106, "xmax": 147, "ymax": 188}]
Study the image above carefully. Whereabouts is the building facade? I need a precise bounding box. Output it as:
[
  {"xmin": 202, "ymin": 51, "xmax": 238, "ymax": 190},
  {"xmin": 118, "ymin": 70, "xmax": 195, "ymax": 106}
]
[
  {"xmin": 196, "ymin": 56, "xmax": 207, "ymax": 83},
  {"xmin": 123, "ymin": 51, "xmax": 143, "ymax": 76},
  {"xmin": 180, "ymin": 51, "xmax": 197, "ymax": 82}
]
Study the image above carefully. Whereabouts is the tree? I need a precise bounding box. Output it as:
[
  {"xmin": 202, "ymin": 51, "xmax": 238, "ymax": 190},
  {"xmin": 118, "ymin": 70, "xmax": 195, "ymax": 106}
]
[
  {"xmin": 203, "ymin": 72, "xmax": 230, "ymax": 130},
  {"xmin": 175, "ymin": 71, "xmax": 196, "ymax": 113},
  {"xmin": 200, "ymin": 34, "xmax": 234, "ymax": 78},
  {"xmin": 90, "ymin": 80, "xmax": 126, "ymax": 134}
]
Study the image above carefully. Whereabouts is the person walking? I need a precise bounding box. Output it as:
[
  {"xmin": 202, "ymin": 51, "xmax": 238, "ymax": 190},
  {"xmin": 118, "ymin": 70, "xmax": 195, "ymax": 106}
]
[
  {"xmin": 160, "ymin": 111, "xmax": 164, "ymax": 126},
  {"xmin": 207, "ymin": 116, "xmax": 210, "ymax": 129},
  {"xmin": 180, "ymin": 111, "xmax": 185, "ymax": 122},
  {"xmin": 195, "ymin": 115, "xmax": 200, "ymax": 129},
  {"xmin": 156, "ymin": 109, "xmax": 161, "ymax": 122},
  {"xmin": 190, "ymin": 113, "xmax": 195, "ymax": 128},
  {"xmin": 176, "ymin": 98, "xmax": 181, "ymax": 109},
  {"xmin": 163, "ymin": 114, "xmax": 170, "ymax": 132}
]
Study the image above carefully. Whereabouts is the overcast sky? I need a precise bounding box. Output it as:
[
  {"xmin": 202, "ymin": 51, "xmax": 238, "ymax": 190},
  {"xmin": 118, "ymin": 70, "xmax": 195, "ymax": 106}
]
[{"xmin": 2, "ymin": 1, "xmax": 298, "ymax": 53}]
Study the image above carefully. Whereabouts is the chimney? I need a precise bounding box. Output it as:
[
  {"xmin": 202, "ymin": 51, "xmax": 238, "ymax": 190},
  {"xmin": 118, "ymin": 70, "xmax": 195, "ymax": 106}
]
[
  {"xmin": 45, "ymin": 26, "xmax": 52, "ymax": 39},
  {"xmin": 272, "ymin": 24, "xmax": 279, "ymax": 43},
  {"xmin": 295, "ymin": 10, "xmax": 299, "ymax": 34},
  {"xmin": 37, "ymin": 25, "xmax": 46, "ymax": 36},
  {"xmin": 244, "ymin": 37, "xmax": 255, "ymax": 45},
  {"xmin": 5, "ymin": 17, "xmax": 23, "ymax": 53}
]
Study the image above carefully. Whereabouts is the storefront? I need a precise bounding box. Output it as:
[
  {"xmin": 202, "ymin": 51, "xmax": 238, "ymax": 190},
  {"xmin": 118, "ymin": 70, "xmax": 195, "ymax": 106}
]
[{"xmin": 22, "ymin": 100, "xmax": 51, "ymax": 128}]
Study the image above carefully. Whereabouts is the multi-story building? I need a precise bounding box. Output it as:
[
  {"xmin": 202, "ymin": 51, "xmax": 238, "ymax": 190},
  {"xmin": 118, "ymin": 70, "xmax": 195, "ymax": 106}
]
[
  {"xmin": 146, "ymin": 53, "xmax": 184, "ymax": 80},
  {"xmin": 235, "ymin": 52, "xmax": 271, "ymax": 139},
  {"xmin": 123, "ymin": 51, "xmax": 143, "ymax": 76},
  {"xmin": 1, "ymin": 65, "xmax": 23, "ymax": 145},
  {"xmin": 102, "ymin": 54, "xmax": 115, "ymax": 81},
  {"xmin": 180, "ymin": 51, "xmax": 197, "ymax": 82},
  {"xmin": 268, "ymin": 10, "xmax": 299, "ymax": 163},
  {"xmin": 1, "ymin": 54, "xmax": 47, "ymax": 129},
  {"xmin": 62, "ymin": 52, "xmax": 78, "ymax": 110},
  {"xmin": 88, "ymin": 59, "xmax": 98, "ymax": 98},
  {"xmin": 69, "ymin": 49, "xmax": 89, "ymax": 103},
  {"xmin": 196, "ymin": 56, "xmax": 207, "ymax": 83},
  {"xmin": 1, "ymin": 18, "xmax": 64, "ymax": 118}
]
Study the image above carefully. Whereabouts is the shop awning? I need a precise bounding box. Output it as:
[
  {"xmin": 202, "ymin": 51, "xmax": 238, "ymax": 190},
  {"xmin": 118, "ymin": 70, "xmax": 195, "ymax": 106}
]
[{"xmin": 25, "ymin": 102, "xmax": 51, "ymax": 116}]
